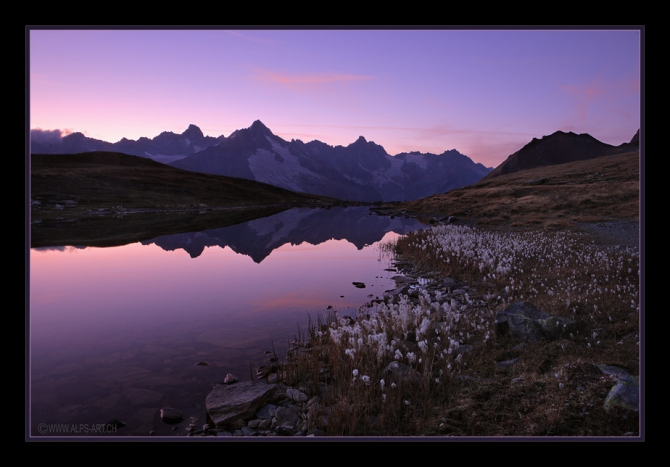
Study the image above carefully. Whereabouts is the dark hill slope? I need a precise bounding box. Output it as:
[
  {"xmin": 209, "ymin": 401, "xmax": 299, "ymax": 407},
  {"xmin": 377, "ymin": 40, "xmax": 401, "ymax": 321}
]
[
  {"xmin": 484, "ymin": 130, "xmax": 639, "ymax": 179},
  {"xmin": 30, "ymin": 151, "xmax": 340, "ymax": 247},
  {"xmin": 30, "ymin": 151, "xmax": 336, "ymax": 217}
]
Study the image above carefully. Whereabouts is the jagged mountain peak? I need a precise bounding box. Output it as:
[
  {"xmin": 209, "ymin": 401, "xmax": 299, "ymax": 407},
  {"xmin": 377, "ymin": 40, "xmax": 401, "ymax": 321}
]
[
  {"xmin": 182, "ymin": 124, "xmax": 204, "ymax": 139},
  {"xmin": 250, "ymin": 120, "xmax": 272, "ymax": 134}
]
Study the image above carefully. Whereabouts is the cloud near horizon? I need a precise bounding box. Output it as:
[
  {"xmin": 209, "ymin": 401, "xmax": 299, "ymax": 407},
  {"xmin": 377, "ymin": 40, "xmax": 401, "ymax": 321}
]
[{"xmin": 30, "ymin": 128, "xmax": 77, "ymax": 143}]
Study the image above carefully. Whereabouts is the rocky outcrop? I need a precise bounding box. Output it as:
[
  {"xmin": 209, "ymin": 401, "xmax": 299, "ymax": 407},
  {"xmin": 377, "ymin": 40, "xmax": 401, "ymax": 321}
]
[
  {"xmin": 206, "ymin": 381, "xmax": 278, "ymax": 427},
  {"xmin": 600, "ymin": 366, "xmax": 639, "ymax": 413},
  {"xmin": 193, "ymin": 379, "xmax": 328, "ymax": 437},
  {"xmin": 495, "ymin": 301, "xmax": 578, "ymax": 343}
]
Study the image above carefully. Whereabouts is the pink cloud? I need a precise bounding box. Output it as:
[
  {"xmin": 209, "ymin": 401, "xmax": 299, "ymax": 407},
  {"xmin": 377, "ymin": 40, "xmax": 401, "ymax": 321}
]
[
  {"xmin": 251, "ymin": 69, "xmax": 373, "ymax": 91},
  {"xmin": 561, "ymin": 77, "xmax": 639, "ymax": 123}
]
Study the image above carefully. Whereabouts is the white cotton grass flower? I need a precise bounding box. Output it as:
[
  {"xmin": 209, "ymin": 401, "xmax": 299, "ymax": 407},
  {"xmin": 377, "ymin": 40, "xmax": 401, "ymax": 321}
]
[{"xmin": 406, "ymin": 352, "xmax": 417, "ymax": 364}]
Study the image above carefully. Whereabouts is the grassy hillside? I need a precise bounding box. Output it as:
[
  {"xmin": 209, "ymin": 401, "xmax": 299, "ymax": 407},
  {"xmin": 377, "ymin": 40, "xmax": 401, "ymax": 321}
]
[
  {"xmin": 382, "ymin": 150, "xmax": 640, "ymax": 231},
  {"xmin": 29, "ymin": 152, "xmax": 341, "ymax": 247},
  {"xmin": 30, "ymin": 152, "xmax": 335, "ymax": 215}
]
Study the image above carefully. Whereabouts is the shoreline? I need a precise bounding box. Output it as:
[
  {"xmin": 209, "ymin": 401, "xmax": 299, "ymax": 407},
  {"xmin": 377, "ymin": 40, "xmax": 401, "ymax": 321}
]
[{"xmin": 194, "ymin": 220, "xmax": 641, "ymax": 437}]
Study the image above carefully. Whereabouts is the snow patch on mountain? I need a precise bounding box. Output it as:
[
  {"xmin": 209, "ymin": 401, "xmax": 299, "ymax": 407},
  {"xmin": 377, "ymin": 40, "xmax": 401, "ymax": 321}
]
[
  {"xmin": 385, "ymin": 155, "xmax": 408, "ymax": 179},
  {"xmin": 402, "ymin": 153, "xmax": 429, "ymax": 170},
  {"xmin": 248, "ymin": 137, "xmax": 322, "ymax": 192}
]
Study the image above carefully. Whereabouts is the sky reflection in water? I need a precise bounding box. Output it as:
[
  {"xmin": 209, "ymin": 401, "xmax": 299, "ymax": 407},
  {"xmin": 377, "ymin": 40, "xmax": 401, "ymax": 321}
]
[{"xmin": 29, "ymin": 210, "xmax": 423, "ymax": 436}]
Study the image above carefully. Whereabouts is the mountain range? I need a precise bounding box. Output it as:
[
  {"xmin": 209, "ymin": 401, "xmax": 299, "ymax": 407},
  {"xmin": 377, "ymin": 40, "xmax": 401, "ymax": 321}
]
[
  {"xmin": 30, "ymin": 121, "xmax": 639, "ymax": 204},
  {"xmin": 170, "ymin": 120, "xmax": 493, "ymax": 202},
  {"xmin": 31, "ymin": 121, "xmax": 492, "ymax": 202},
  {"xmin": 30, "ymin": 124, "xmax": 225, "ymax": 165}
]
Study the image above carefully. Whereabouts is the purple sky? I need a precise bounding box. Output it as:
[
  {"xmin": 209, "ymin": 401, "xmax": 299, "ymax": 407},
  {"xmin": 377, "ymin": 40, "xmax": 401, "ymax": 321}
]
[{"xmin": 29, "ymin": 28, "xmax": 641, "ymax": 168}]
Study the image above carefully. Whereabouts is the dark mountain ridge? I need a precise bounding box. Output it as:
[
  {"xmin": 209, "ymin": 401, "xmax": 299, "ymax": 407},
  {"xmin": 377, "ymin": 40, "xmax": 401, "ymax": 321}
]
[
  {"xmin": 31, "ymin": 124, "xmax": 225, "ymax": 164},
  {"xmin": 483, "ymin": 129, "xmax": 640, "ymax": 179}
]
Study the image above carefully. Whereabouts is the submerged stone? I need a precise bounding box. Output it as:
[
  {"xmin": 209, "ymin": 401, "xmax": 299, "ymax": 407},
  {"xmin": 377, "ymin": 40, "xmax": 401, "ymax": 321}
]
[{"xmin": 160, "ymin": 407, "xmax": 183, "ymax": 424}]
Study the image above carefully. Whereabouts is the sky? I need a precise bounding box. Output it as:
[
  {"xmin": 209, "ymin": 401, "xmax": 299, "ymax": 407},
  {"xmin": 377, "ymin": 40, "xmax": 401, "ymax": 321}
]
[{"xmin": 28, "ymin": 27, "xmax": 642, "ymax": 168}]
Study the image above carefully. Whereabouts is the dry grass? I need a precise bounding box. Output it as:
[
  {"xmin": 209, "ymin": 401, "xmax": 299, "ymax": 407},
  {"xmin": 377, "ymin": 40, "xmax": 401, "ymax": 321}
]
[
  {"xmin": 394, "ymin": 151, "xmax": 640, "ymax": 231},
  {"xmin": 29, "ymin": 152, "xmax": 345, "ymax": 248},
  {"xmin": 275, "ymin": 150, "xmax": 642, "ymax": 437},
  {"xmin": 276, "ymin": 224, "xmax": 640, "ymax": 437}
]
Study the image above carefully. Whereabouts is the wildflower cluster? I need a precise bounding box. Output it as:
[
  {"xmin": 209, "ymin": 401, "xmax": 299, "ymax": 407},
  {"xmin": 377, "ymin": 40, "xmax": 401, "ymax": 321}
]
[
  {"xmin": 396, "ymin": 225, "xmax": 640, "ymax": 321},
  {"xmin": 328, "ymin": 288, "xmax": 487, "ymax": 379},
  {"xmin": 288, "ymin": 224, "xmax": 639, "ymax": 436}
]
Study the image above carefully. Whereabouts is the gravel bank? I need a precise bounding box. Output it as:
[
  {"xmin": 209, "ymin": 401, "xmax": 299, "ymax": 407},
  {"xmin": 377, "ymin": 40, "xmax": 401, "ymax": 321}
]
[{"xmin": 575, "ymin": 220, "xmax": 640, "ymax": 251}]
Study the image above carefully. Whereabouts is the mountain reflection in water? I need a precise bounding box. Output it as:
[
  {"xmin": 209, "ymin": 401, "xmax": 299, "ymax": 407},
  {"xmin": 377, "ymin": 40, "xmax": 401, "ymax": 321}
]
[{"xmin": 141, "ymin": 206, "xmax": 426, "ymax": 262}]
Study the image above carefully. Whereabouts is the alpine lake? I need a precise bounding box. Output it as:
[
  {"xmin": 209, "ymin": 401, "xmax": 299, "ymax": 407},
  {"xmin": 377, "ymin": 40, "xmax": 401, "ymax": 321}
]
[{"xmin": 29, "ymin": 206, "xmax": 427, "ymax": 437}]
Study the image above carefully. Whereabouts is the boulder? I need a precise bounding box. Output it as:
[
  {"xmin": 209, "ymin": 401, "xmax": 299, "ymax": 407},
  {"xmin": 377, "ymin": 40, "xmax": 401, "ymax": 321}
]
[
  {"xmin": 495, "ymin": 301, "xmax": 577, "ymax": 343},
  {"xmin": 159, "ymin": 407, "xmax": 183, "ymax": 424},
  {"xmin": 206, "ymin": 381, "xmax": 278, "ymax": 427},
  {"xmin": 384, "ymin": 360, "xmax": 421, "ymax": 385},
  {"xmin": 604, "ymin": 374, "xmax": 639, "ymax": 413},
  {"xmin": 223, "ymin": 373, "xmax": 238, "ymax": 384},
  {"xmin": 391, "ymin": 275, "xmax": 416, "ymax": 284},
  {"xmin": 285, "ymin": 388, "xmax": 308, "ymax": 402},
  {"xmin": 272, "ymin": 405, "xmax": 301, "ymax": 433}
]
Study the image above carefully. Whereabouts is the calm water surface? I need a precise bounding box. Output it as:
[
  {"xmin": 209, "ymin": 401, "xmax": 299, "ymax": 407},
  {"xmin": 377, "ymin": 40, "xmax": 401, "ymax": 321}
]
[{"xmin": 29, "ymin": 207, "xmax": 425, "ymax": 437}]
